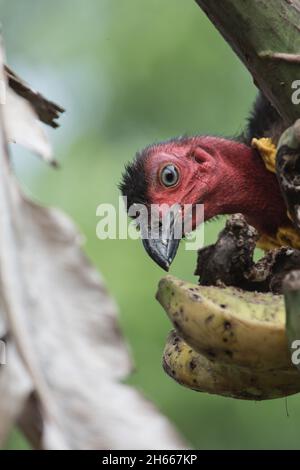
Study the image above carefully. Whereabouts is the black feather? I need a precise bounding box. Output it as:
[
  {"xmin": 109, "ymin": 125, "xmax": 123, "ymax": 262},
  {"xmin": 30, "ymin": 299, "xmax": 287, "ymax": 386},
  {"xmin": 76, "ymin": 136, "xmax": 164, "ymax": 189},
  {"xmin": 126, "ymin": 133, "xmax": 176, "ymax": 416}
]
[
  {"xmin": 242, "ymin": 92, "xmax": 284, "ymax": 145},
  {"xmin": 119, "ymin": 149, "xmax": 149, "ymax": 210}
]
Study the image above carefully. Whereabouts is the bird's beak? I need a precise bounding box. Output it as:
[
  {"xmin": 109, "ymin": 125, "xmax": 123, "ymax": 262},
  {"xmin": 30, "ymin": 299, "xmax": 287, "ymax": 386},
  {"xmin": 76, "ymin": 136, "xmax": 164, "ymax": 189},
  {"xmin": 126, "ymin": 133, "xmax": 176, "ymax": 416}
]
[{"xmin": 141, "ymin": 210, "xmax": 181, "ymax": 271}]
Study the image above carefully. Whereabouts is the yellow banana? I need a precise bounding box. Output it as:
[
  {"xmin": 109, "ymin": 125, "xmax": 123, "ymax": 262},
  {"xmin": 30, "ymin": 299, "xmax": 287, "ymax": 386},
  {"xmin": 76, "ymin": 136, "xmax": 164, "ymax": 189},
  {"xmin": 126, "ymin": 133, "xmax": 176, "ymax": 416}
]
[
  {"xmin": 156, "ymin": 275, "xmax": 291, "ymax": 371},
  {"xmin": 163, "ymin": 331, "xmax": 300, "ymax": 400}
]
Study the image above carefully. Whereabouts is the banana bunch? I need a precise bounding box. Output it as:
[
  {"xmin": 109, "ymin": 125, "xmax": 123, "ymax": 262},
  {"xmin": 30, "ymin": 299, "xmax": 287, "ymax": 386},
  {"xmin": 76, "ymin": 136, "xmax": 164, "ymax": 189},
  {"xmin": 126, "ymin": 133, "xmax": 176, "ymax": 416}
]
[{"xmin": 157, "ymin": 275, "xmax": 300, "ymax": 400}]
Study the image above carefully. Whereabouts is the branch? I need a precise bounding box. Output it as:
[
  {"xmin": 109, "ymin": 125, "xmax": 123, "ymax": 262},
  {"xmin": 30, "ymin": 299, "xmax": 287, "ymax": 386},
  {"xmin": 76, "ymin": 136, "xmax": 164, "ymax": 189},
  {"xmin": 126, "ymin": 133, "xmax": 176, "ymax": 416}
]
[
  {"xmin": 283, "ymin": 270, "xmax": 300, "ymax": 372},
  {"xmin": 259, "ymin": 51, "xmax": 300, "ymax": 64},
  {"xmin": 195, "ymin": 0, "xmax": 300, "ymax": 124}
]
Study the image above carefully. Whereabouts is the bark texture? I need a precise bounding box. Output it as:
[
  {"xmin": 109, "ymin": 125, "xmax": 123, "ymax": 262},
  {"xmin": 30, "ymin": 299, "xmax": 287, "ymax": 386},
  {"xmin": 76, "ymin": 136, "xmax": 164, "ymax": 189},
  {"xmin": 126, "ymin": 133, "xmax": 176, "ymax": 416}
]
[
  {"xmin": 195, "ymin": 214, "xmax": 300, "ymax": 294},
  {"xmin": 195, "ymin": 0, "xmax": 300, "ymax": 125}
]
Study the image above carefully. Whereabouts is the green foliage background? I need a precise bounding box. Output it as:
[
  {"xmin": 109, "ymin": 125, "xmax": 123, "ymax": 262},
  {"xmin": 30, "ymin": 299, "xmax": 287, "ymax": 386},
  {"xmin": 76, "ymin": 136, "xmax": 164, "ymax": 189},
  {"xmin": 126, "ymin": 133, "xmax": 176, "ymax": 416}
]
[{"xmin": 1, "ymin": 0, "xmax": 300, "ymax": 450}]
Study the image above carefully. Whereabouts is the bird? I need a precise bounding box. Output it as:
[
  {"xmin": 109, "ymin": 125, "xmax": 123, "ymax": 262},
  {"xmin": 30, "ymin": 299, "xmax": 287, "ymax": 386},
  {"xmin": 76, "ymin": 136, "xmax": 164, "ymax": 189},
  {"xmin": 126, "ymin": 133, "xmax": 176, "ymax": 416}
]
[{"xmin": 119, "ymin": 94, "xmax": 299, "ymax": 271}]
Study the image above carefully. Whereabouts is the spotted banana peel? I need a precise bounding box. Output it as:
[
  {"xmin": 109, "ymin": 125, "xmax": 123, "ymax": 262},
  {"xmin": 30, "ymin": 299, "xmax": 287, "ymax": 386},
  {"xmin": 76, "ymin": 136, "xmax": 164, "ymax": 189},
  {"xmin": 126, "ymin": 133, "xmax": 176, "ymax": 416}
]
[{"xmin": 157, "ymin": 275, "xmax": 300, "ymax": 400}]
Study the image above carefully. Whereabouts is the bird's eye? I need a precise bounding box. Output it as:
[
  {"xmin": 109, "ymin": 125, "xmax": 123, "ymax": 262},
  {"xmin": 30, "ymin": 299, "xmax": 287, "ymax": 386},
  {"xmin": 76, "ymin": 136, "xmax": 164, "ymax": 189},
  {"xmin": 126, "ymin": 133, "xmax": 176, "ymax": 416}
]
[{"xmin": 160, "ymin": 165, "xmax": 179, "ymax": 187}]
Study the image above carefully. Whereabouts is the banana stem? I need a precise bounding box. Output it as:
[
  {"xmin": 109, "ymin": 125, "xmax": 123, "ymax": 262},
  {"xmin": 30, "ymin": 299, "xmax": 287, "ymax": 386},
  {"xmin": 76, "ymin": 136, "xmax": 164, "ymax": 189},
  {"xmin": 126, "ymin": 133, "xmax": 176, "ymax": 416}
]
[
  {"xmin": 283, "ymin": 270, "xmax": 300, "ymax": 372},
  {"xmin": 276, "ymin": 120, "xmax": 300, "ymax": 230}
]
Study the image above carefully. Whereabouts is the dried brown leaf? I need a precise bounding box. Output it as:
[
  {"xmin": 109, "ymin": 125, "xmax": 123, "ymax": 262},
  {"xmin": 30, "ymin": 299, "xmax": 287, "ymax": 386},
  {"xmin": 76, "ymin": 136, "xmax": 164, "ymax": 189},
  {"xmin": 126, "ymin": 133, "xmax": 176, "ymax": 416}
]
[{"xmin": 0, "ymin": 43, "xmax": 185, "ymax": 450}]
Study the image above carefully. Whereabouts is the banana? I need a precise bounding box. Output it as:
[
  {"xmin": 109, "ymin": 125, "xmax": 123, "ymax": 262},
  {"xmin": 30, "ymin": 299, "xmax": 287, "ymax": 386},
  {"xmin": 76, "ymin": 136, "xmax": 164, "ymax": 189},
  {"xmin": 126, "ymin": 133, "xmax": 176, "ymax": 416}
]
[
  {"xmin": 156, "ymin": 275, "xmax": 291, "ymax": 371},
  {"xmin": 163, "ymin": 331, "xmax": 300, "ymax": 400}
]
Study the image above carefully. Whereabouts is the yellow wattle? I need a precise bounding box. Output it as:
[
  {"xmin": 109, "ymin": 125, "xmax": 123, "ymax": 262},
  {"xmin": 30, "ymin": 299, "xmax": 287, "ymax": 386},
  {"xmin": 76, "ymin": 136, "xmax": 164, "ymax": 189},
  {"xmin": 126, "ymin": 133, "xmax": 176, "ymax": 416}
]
[
  {"xmin": 251, "ymin": 137, "xmax": 277, "ymax": 173},
  {"xmin": 251, "ymin": 137, "xmax": 300, "ymax": 251}
]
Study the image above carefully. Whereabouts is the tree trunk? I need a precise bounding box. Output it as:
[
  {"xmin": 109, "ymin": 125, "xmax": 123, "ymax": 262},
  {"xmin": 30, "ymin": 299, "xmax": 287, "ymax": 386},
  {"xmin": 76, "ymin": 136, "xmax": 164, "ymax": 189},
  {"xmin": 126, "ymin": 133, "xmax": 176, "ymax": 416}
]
[{"xmin": 195, "ymin": 0, "xmax": 300, "ymax": 125}]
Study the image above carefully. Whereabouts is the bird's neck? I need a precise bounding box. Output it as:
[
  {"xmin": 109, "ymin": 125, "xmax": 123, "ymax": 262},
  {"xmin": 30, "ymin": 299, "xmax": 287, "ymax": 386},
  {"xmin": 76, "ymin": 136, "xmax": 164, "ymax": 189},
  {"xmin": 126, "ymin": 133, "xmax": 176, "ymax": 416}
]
[{"xmin": 199, "ymin": 137, "xmax": 289, "ymax": 235}]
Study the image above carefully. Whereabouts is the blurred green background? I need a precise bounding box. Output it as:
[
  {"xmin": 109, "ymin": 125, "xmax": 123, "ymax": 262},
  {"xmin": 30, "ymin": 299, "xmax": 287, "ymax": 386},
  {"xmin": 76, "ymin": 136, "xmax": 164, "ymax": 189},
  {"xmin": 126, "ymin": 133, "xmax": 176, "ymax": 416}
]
[{"xmin": 1, "ymin": 0, "xmax": 300, "ymax": 450}]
